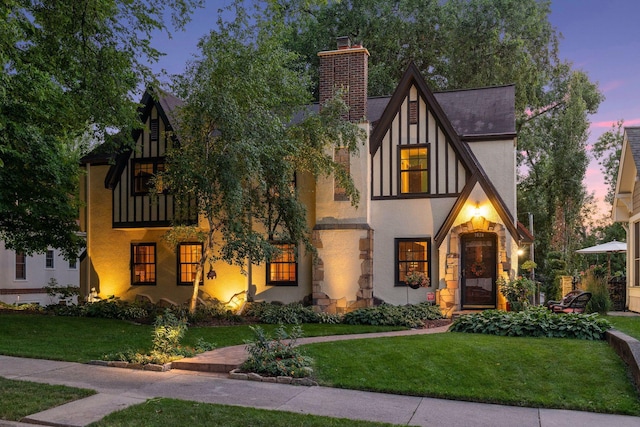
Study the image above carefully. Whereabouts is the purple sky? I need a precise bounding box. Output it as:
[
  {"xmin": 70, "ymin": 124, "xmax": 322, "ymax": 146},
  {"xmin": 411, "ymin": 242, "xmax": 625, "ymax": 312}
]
[
  {"xmin": 549, "ymin": 0, "xmax": 640, "ymax": 219},
  {"xmin": 152, "ymin": 0, "xmax": 640, "ymax": 219}
]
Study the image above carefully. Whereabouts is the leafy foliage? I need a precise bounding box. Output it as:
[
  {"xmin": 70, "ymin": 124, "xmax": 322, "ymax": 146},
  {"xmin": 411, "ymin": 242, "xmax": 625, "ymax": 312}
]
[
  {"xmin": 0, "ymin": 0, "xmax": 201, "ymax": 257},
  {"xmin": 498, "ymin": 276, "xmax": 535, "ymax": 312},
  {"xmin": 342, "ymin": 303, "xmax": 443, "ymax": 328},
  {"xmin": 583, "ymin": 268, "xmax": 613, "ymax": 314},
  {"xmin": 244, "ymin": 302, "xmax": 342, "ymax": 325},
  {"xmin": 241, "ymin": 325, "xmax": 313, "ymax": 378},
  {"xmin": 450, "ymin": 306, "xmax": 612, "ymax": 340},
  {"xmin": 163, "ymin": 2, "xmax": 364, "ymax": 312}
]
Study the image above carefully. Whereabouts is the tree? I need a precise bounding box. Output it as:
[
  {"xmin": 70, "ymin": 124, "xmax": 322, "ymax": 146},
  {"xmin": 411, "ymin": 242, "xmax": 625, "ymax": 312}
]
[
  {"xmin": 517, "ymin": 69, "xmax": 603, "ymax": 280},
  {"xmin": 162, "ymin": 3, "xmax": 364, "ymax": 313},
  {"xmin": 592, "ymin": 120, "xmax": 624, "ymax": 205},
  {"xmin": 0, "ymin": 0, "xmax": 200, "ymax": 258}
]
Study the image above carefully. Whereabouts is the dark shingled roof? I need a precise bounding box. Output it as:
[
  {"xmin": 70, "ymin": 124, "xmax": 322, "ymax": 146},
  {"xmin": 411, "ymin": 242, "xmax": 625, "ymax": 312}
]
[
  {"xmin": 368, "ymin": 85, "xmax": 515, "ymax": 138},
  {"xmin": 627, "ymin": 127, "xmax": 640, "ymax": 169}
]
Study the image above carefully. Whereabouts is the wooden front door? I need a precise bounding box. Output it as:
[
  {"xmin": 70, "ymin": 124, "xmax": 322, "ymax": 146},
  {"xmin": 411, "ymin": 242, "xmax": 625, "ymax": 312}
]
[{"xmin": 461, "ymin": 233, "xmax": 497, "ymax": 309}]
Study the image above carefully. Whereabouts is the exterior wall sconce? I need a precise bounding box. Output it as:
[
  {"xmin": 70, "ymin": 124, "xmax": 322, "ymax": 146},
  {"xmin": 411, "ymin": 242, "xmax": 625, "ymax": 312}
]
[
  {"xmin": 473, "ymin": 203, "xmax": 482, "ymax": 218},
  {"xmin": 207, "ymin": 263, "xmax": 217, "ymax": 279}
]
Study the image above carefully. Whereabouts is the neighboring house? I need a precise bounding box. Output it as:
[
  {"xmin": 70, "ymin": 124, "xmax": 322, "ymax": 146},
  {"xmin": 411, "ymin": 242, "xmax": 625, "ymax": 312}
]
[
  {"xmin": 80, "ymin": 39, "xmax": 524, "ymax": 316},
  {"xmin": 612, "ymin": 127, "xmax": 640, "ymax": 313},
  {"xmin": 0, "ymin": 241, "xmax": 80, "ymax": 306}
]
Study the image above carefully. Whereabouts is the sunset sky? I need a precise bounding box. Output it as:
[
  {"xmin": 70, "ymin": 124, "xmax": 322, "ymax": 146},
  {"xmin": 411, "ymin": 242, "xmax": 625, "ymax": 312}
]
[
  {"xmin": 151, "ymin": 0, "xmax": 640, "ymax": 220},
  {"xmin": 549, "ymin": 0, "xmax": 640, "ymax": 219}
]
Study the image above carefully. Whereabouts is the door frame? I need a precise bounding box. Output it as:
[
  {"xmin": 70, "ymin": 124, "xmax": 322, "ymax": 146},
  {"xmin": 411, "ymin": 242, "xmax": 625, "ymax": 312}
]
[{"xmin": 460, "ymin": 232, "xmax": 497, "ymax": 309}]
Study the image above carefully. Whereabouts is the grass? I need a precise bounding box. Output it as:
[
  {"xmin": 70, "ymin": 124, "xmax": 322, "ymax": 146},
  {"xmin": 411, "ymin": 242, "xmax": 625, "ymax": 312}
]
[
  {"xmin": 2, "ymin": 312, "xmax": 640, "ymax": 418},
  {"xmin": 605, "ymin": 315, "xmax": 640, "ymax": 340},
  {"xmin": 303, "ymin": 332, "xmax": 640, "ymax": 415},
  {"xmin": 0, "ymin": 377, "xmax": 94, "ymax": 421},
  {"xmin": 0, "ymin": 313, "xmax": 403, "ymax": 362},
  {"xmin": 89, "ymin": 398, "xmax": 398, "ymax": 427}
]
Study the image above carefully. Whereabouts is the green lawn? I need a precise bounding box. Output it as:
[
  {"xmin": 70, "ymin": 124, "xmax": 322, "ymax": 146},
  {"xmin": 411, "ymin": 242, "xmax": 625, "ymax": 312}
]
[
  {"xmin": 605, "ymin": 315, "xmax": 640, "ymax": 340},
  {"xmin": 0, "ymin": 313, "xmax": 403, "ymax": 362},
  {"xmin": 2, "ymin": 312, "xmax": 640, "ymax": 419},
  {"xmin": 0, "ymin": 377, "xmax": 94, "ymax": 421},
  {"xmin": 89, "ymin": 398, "xmax": 398, "ymax": 427},
  {"xmin": 303, "ymin": 332, "xmax": 640, "ymax": 415}
]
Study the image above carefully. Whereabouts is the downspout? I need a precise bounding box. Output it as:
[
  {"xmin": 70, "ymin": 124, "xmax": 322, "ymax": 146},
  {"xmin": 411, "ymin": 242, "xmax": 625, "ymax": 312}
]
[{"xmin": 85, "ymin": 163, "xmax": 91, "ymax": 301}]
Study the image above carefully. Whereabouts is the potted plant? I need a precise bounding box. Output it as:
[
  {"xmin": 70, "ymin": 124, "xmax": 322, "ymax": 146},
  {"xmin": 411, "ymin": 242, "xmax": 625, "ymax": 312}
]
[
  {"xmin": 498, "ymin": 276, "xmax": 534, "ymax": 312},
  {"xmin": 405, "ymin": 271, "xmax": 430, "ymax": 289}
]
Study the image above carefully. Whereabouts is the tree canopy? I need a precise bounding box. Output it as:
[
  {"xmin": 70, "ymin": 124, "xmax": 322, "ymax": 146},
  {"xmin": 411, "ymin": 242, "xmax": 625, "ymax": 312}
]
[
  {"xmin": 0, "ymin": 0, "xmax": 200, "ymax": 258},
  {"xmin": 162, "ymin": 3, "xmax": 364, "ymax": 312}
]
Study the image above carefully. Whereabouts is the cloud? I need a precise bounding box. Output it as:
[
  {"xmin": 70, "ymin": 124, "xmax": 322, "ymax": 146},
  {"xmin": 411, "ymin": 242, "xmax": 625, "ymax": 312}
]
[
  {"xmin": 599, "ymin": 80, "xmax": 625, "ymax": 93},
  {"xmin": 590, "ymin": 117, "xmax": 640, "ymax": 129}
]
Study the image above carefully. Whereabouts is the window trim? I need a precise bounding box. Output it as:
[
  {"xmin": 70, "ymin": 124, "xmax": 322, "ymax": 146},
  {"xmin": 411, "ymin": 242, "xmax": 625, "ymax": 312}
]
[
  {"xmin": 131, "ymin": 243, "xmax": 157, "ymax": 286},
  {"xmin": 177, "ymin": 242, "xmax": 204, "ymax": 286},
  {"xmin": 398, "ymin": 144, "xmax": 430, "ymax": 195},
  {"xmin": 15, "ymin": 252, "xmax": 26, "ymax": 280},
  {"xmin": 395, "ymin": 238, "xmax": 431, "ymax": 286},
  {"xmin": 45, "ymin": 250, "xmax": 54, "ymax": 269},
  {"xmin": 131, "ymin": 157, "xmax": 165, "ymax": 196},
  {"xmin": 266, "ymin": 242, "xmax": 298, "ymax": 286}
]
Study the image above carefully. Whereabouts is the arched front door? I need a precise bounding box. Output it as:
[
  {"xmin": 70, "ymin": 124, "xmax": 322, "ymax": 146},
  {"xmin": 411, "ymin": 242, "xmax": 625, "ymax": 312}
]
[{"xmin": 461, "ymin": 232, "xmax": 497, "ymax": 309}]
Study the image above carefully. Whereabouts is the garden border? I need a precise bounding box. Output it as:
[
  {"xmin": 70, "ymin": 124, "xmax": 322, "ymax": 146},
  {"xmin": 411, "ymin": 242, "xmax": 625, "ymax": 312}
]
[{"xmin": 605, "ymin": 329, "xmax": 640, "ymax": 389}]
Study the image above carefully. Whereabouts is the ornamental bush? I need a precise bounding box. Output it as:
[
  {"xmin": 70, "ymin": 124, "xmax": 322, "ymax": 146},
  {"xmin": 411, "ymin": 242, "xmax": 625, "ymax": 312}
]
[
  {"xmin": 241, "ymin": 325, "xmax": 313, "ymax": 378},
  {"xmin": 449, "ymin": 306, "xmax": 611, "ymax": 340},
  {"xmin": 342, "ymin": 303, "xmax": 443, "ymax": 328}
]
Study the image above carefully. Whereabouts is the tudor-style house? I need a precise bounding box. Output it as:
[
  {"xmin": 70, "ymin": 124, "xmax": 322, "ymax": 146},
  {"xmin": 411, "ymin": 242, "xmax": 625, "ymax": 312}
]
[
  {"xmin": 612, "ymin": 127, "xmax": 640, "ymax": 312},
  {"xmin": 80, "ymin": 39, "xmax": 524, "ymax": 316}
]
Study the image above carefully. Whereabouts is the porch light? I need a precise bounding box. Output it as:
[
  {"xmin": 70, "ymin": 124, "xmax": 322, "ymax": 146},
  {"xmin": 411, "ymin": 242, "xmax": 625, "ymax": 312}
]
[{"xmin": 473, "ymin": 203, "xmax": 482, "ymax": 218}]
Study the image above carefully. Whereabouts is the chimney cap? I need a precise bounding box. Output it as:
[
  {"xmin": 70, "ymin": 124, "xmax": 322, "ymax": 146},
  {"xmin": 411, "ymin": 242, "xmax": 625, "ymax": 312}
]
[{"xmin": 337, "ymin": 36, "xmax": 352, "ymax": 49}]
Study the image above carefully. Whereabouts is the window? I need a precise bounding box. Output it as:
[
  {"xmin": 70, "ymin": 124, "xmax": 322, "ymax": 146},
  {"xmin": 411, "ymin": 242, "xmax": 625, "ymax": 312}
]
[
  {"xmin": 334, "ymin": 147, "xmax": 350, "ymax": 201},
  {"xmin": 395, "ymin": 238, "xmax": 430, "ymax": 285},
  {"xmin": 132, "ymin": 243, "xmax": 156, "ymax": 285},
  {"xmin": 178, "ymin": 243, "xmax": 203, "ymax": 286},
  {"xmin": 267, "ymin": 243, "xmax": 297, "ymax": 285},
  {"xmin": 132, "ymin": 159, "xmax": 165, "ymax": 195},
  {"xmin": 68, "ymin": 258, "xmax": 77, "ymax": 269},
  {"xmin": 45, "ymin": 250, "xmax": 54, "ymax": 269},
  {"xmin": 399, "ymin": 146, "xmax": 429, "ymax": 194},
  {"xmin": 15, "ymin": 252, "xmax": 26, "ymax": 280}
]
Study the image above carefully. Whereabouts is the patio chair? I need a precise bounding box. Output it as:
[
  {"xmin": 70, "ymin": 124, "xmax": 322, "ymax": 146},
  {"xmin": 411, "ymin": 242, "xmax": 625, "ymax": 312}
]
[
  {"xmin": 548, "ymin": 291, "xmax": 592, "ymax": 314},
  {"xmin": 544, "ymin": 290, "xmax": 583, "ymax": 309}
]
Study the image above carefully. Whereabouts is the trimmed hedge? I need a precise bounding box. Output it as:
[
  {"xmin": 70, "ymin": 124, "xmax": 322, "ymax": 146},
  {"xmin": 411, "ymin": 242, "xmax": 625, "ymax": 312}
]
[
  {"xmin": 343, "ymin": 303, "xmax": 443, "ymax": 328},
  {"xmin": 450, "ymin": 306, "xmax": 612, "ymax": 340}
]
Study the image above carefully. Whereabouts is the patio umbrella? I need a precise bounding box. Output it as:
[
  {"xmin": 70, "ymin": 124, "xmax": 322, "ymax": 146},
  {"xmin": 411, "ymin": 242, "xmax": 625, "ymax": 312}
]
[{"xmin": 576, "ymin": 240, "xmax": 627, "ymax": 277}]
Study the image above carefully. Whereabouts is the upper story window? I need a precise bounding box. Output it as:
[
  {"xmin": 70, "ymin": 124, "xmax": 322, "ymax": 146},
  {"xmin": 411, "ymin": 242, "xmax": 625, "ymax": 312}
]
[
  {"xmin": 68, "ymin": 258, "xmax": 77, "ymax": 269},
  {"xmin": 395, "ymin": 238, "xmax": 430, "ymax": 286},
  {"xmin": 132, "ymin": 243, "xmax": 156, "ymax": 285},
  {"xmin": 132, "ymin": 158, "xmax": 165, "ymax": 195},
  {"xmin": 178, "ymin": 243, "xmax": 203, "ymax": 286},
  {"xmin": 399, "ymin": 146, "xmax": 429, "ymax": 194},
  {"xmin": 334, "ymin": 147, "xmax": 350, "ymax": 201},
  {"xmin": 15, "ymin": 252, "xmax": 26, "ymax": 280},
  {"xmin": 45, "ymin": 250, "xmax": 54, "ymax": 269},
  {"xmin": 267, "ymin": 243, "xmax": 297, "ymax": 285}
]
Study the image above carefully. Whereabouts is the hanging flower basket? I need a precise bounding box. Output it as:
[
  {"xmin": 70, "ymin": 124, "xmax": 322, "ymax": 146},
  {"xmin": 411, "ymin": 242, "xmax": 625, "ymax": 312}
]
[{"xmin": 405, "ymin": 271, "xmax": 430, "ymax": 289}]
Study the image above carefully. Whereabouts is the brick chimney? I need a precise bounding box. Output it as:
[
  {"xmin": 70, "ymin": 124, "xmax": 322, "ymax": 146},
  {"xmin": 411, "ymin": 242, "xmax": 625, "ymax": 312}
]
[{"xmin": 318, "ymin": 37, "xmax": 369, "ymax": 122}]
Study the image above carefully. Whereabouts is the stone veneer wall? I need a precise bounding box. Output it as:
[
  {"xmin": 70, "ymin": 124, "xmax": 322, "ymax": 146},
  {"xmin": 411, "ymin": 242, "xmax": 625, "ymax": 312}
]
[
  {"xmin": 439, "ymin": 216, "xmax": 510, "ymax": 317},
  {"xmin": 311, "ymin": 229, "xmax": 374, "ymax": 314}
]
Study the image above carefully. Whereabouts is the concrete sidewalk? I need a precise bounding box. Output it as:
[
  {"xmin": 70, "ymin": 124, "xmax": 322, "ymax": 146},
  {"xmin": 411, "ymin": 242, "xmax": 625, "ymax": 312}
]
[{"xmin": 1, "ymin": 324, "xmax": 639, "ymax": 427}]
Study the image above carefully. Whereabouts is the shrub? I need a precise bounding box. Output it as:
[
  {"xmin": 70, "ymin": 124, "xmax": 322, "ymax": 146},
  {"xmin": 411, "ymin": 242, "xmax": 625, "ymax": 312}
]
[
  {"xmin": 583, "ymin": 268, "xmax": 612, "ymax": 314},
  {"xmin": 241, "ymin": 325, "xmax": 313, "ymax": 378},
  {"xmin": 343, "ymin": 303, "xmax": 443, "ymax": 328},
  {"xmin": 152, "ymin": 310, "xmax": 188, "ymax": 355},
  {"xmin": 499, "ymin": 276, "xmax": 535, "ymax": 312},
  {"xmin": 449, "ymin": 306, "xmax": 612, "ymax": 340},
  {"xmin": 244, "ymin": 302, "xmax": 321, "ymax": 324}
]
